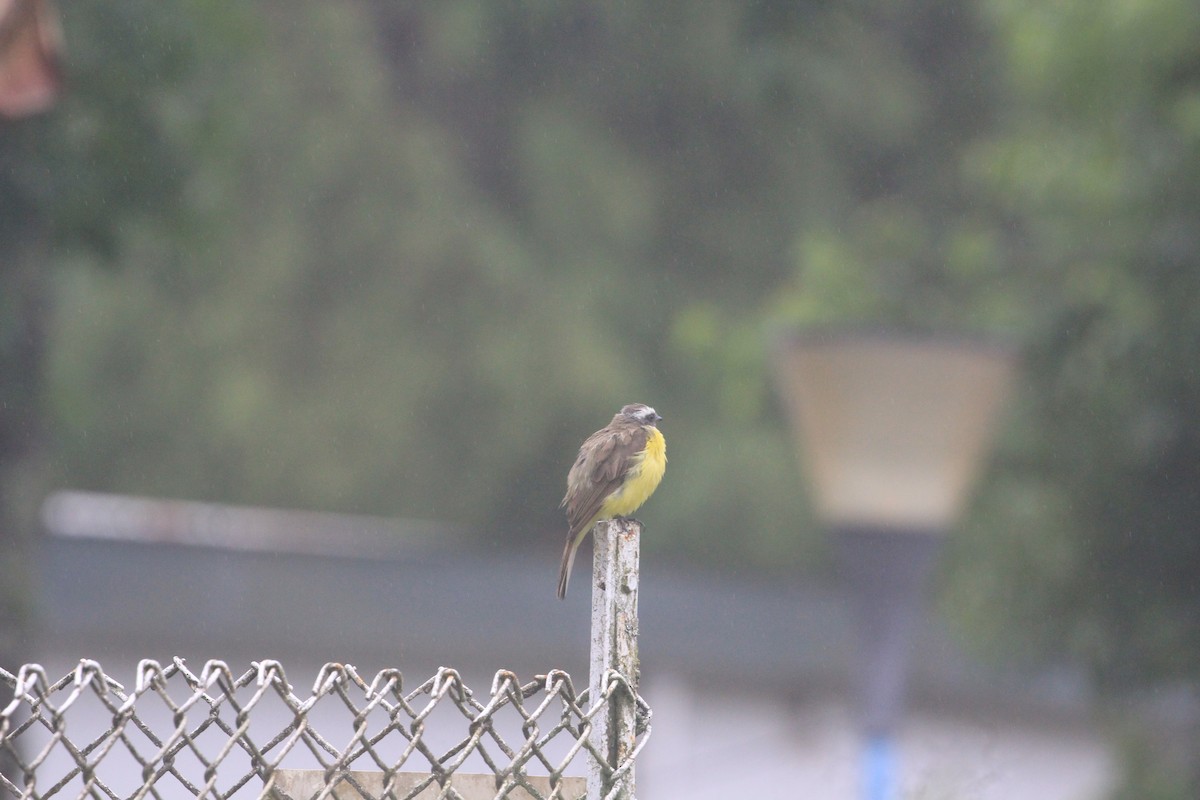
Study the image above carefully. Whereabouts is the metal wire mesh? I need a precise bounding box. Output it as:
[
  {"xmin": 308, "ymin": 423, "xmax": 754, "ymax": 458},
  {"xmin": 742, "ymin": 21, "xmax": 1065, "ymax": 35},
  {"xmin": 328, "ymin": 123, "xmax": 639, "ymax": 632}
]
[{"xmin": 0, "ymin": 660, "xmax": 651, "ymax": 800}]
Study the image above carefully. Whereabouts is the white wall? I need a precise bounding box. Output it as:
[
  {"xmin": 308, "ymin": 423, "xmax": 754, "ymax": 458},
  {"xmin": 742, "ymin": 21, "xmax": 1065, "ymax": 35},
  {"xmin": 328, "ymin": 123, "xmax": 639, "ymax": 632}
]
[{"xmin": 639, "ymin": 674, "xmax": 1116, "ymax": 800}]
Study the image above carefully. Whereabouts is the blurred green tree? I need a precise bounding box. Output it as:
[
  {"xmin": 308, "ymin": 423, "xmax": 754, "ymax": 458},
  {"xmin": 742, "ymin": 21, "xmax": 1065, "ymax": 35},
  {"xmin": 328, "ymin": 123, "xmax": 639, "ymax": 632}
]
[
  {"xmin": 963, "ymin": 0, "xmax": 1200, "ymax": 789},
  {"xmin": 48, "ymin": 1, "xmax": 966, "ymax": 572},
  {"xmin": 47, "ymin": 2, "xmax": 636, "ymax": 537},
  {"xmin": 0, "ymin": 0, "xmax": 252, "ymax": 685},
  {"xmin": 763, "ymin": 0, "xmax": 1200, "ymax": 792}
]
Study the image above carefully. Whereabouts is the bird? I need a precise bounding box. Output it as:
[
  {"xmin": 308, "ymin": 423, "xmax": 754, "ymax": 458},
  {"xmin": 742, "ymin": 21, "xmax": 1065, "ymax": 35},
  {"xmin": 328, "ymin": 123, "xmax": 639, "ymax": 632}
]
[{"xmin": 557, "ymin": 403, "xmax": 666, "ymax": 599}]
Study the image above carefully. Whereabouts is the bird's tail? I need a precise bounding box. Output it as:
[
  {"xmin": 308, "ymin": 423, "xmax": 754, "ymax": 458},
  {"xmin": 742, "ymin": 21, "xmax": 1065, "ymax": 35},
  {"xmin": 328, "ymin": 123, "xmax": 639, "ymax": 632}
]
[{"xmin": 556, "ymin": 532, "xmax": 581, "ymax": 600}]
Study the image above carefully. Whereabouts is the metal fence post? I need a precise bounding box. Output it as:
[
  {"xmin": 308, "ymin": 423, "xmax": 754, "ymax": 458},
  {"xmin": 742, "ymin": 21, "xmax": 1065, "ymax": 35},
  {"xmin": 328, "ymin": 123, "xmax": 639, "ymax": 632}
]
[{"xmin": 588, "ymin": 518, "xmax": 641, "ymax": 800}]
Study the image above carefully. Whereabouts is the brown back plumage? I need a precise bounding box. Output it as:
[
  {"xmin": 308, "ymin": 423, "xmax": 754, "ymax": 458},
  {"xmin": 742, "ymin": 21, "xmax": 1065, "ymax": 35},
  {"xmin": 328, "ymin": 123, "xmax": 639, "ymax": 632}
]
[{"xmin": 561, "ymin": 415, "xmax": 649, "ymax": 540}]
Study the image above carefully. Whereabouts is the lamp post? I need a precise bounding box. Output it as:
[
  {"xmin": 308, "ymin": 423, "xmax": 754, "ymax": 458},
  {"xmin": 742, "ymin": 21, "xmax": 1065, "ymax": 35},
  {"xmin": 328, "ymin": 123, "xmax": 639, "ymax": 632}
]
[{"xmin": 773, "ymin": 330, "xmax": 1015, "ymax": 800}]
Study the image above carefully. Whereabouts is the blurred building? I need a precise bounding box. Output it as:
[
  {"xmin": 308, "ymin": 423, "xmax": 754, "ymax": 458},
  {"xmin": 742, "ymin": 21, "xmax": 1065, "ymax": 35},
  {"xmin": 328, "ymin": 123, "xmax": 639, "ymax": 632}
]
[{"xmin": 27, "ymin": 491, "xmax": 1114, "ymax": 799}]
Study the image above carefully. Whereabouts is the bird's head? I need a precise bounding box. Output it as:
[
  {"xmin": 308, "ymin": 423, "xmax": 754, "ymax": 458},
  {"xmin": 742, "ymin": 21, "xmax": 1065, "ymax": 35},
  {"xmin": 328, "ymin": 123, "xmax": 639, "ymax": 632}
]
[{"xmin": 619, "ymin": 403, "xmax": 662, "ymax": 427}]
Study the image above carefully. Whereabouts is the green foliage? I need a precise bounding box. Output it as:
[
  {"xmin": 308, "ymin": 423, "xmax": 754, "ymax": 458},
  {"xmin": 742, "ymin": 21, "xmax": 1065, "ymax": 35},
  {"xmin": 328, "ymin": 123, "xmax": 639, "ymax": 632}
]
[
  {"xmin": 736, "ymin": 0, "xmax": 1200, "ymax": 712},
  {"xmin": 1, "ymin": 1, "xmax": 253, "ymax": 257},
  {"xmin": 50, "ymin": 0, "xmax": 955, "ymax": 568},
  {"xmin": 0, "ymin": 0, "xmax": 258, "ymax": 671},
  {"xmin": 937, "ymin": 0, "xmax": 1200, "ymax": 691},
  {"xmin": 47, "ymin": 2, "xmax": 635, "ymax": 537}
]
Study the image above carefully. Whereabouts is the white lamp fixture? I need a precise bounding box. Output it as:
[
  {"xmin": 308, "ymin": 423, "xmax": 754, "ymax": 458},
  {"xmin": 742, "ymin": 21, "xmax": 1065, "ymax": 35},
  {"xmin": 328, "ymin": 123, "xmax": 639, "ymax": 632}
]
[
  {"xmin": 774, "ymin": 331, "xmax": 1015, "ymax": 533},
  {"xmin": 773, "ymin": 328, "xmax": 1017, "ymax": 800}
]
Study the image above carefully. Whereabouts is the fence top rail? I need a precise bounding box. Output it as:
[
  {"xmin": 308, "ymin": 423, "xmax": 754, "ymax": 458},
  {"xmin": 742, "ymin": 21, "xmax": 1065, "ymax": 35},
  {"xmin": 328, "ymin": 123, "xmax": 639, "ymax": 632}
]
[{"xmin": 0, "ymin": 659, "xmax": 650, "ymax": 800}]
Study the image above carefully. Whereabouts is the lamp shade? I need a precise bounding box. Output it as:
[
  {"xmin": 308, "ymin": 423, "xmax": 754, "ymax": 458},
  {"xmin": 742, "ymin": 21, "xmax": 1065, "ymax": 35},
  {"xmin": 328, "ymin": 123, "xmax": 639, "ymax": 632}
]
[{"xmin": 774, "ymin": 331, "xmax": 1015, "ymax": 531}]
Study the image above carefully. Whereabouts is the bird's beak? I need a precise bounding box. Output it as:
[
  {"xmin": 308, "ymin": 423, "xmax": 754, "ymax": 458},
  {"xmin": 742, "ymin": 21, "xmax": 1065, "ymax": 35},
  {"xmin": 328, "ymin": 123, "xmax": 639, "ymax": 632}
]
[{"xmin": 655, "ymin": 413, "xmax": 663, "ymax": 422}]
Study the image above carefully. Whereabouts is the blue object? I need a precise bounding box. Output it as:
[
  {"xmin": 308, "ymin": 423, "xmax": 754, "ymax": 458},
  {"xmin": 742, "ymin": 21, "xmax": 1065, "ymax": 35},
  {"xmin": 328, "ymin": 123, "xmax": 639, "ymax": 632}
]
[{"xmin": 862, "ymin": 735, "xmax": 897, "ymax": 800}]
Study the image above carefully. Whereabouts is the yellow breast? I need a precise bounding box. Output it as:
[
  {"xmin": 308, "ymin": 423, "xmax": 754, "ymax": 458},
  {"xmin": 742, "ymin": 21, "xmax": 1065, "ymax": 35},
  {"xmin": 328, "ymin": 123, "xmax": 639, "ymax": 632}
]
[{"xmin": 601, "ymin": 427, "xmax": 666, "ymax": 518}]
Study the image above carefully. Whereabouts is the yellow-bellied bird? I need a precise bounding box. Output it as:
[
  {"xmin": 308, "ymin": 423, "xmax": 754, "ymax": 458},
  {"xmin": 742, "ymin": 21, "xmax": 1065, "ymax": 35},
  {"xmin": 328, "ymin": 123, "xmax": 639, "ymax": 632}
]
[{"xmin": 557, "ymin": 403, "xmax": 666, "ymax": 599}]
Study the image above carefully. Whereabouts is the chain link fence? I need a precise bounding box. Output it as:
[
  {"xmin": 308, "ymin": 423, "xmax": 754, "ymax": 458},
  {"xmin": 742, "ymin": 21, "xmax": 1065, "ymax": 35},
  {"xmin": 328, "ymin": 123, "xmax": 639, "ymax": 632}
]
[{"xmin": 0, "ymin": 659, "xmax": 650, "ymax": 800}]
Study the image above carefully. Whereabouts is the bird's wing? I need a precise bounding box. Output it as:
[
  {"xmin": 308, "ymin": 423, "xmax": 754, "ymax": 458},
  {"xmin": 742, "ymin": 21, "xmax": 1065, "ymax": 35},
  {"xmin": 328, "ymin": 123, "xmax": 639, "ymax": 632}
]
[{"xmin": 562, "ymin": 426, "xmax": 648, "ymax": 539}]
